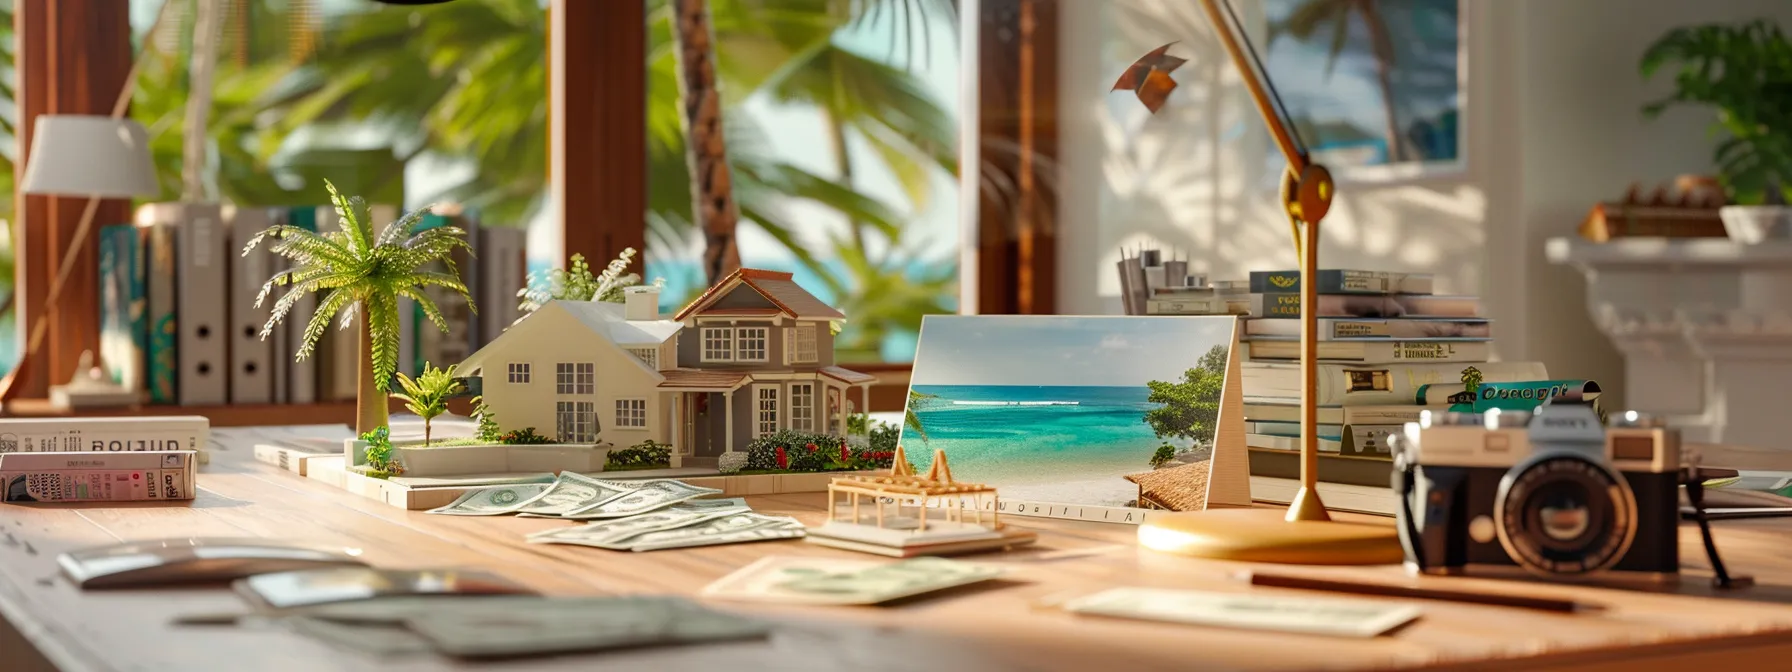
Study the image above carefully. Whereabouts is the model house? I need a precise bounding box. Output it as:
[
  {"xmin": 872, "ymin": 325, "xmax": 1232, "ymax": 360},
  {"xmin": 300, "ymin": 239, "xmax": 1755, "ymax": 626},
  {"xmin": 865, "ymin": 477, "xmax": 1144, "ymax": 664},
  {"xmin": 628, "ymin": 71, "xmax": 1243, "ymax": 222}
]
[
  {"xmin": 458, "ymin": 269, "xmax": 874, "ymax": 467},
  {"xmin": 457, "ymin": 286, "xmax": 683, "ymax": 448}
]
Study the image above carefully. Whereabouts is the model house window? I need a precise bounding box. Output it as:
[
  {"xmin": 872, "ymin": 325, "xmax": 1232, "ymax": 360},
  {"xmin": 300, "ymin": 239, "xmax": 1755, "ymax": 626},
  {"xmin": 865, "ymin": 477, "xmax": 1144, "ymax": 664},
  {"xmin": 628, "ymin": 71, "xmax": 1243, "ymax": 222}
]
[
  {"xmin": 626, "ymin": 347, "xmax": 658, "ymax": 369},
  {"xmin": 789, "ymin": 383, "xmax": 815, "ymax": 432},
  {"xmin": 736, "ymin": 327, "xmax": 769, "ymax": 362},
  {"xmin": 702, "ymin": 327, "xmax": 734, "ymax": 362},
  {"xmin": 556, "ymin": 362, "xmax": 595, "ymax": 395},
  {"xmin": 791, "ymin": 324, "xmax": 818, "ymax": 363},
  {"xmin": 556, "ymin": 401, "xmax": 597, "ymax": 443},
  {"xmin": 756, "ymin": 386, "xmax": 780, "ymax": 437},
  {"xmin": 615, "ymin": 399, "xmax": 647, "ymax": 429},
  {"xmin": 507, "ymin": 362, "xmax": 530, "ymax": 384}
]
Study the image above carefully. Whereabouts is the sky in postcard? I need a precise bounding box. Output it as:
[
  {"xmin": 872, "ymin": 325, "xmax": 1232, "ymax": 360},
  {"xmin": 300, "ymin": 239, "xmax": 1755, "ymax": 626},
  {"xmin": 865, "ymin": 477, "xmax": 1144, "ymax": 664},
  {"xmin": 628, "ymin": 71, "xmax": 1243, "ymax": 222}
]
[{"xmin": 910, "ymin": 316, "xmax": 1235, "ymax": 388}]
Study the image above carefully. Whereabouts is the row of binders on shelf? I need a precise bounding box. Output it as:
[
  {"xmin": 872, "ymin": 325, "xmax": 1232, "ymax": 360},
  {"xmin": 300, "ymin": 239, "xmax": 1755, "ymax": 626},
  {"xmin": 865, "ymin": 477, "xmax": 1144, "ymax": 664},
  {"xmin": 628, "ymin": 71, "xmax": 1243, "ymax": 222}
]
[{"xmin": 97, "ymin": 203, "xmax": 526, "ymax": 408}]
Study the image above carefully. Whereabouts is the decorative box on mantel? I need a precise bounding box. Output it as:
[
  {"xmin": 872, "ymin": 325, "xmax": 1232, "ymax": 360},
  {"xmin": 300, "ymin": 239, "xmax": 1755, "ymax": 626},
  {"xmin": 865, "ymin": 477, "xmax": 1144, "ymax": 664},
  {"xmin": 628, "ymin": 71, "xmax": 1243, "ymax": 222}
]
[{"xmin": 1547, "ymin": 237, "xmax": 1792, "ymax": 450}]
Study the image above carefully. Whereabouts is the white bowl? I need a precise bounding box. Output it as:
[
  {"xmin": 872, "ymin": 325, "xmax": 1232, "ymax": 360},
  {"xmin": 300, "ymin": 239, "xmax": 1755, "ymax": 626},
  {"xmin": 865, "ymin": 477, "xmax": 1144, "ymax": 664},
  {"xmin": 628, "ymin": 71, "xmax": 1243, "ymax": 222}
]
[{"xmin": 1720, "ymin": 205, "xmax": 1792, "ymax": 244}]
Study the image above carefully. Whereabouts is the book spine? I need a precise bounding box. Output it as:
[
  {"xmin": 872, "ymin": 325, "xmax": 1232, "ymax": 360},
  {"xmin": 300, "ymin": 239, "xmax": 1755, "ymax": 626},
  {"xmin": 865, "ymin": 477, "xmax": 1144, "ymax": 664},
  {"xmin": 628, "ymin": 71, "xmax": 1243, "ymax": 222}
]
[
  {"xmin": 1245, "ymin": 361, "xmax": 1549, "ymax": 406},
  {"xmin": 173, "ymin": 203, "xmax": 229, "ymax": 406},
  {"xmin": 316, "ymin": 206, "xmax": 359, "ymax": 402},
  {"xmin": 283, "ymin": 207, "xmax": 318, "ymax": 404},
  {"xmin": 1249, "ymin": 269, "xmax": 1429, "ymax": 294},
  {"xmin": 1414, "ymin": 379, "xmax": 1600, "ymax": 408},
  {"xmin": 1245, "ymin": 318, "xmax": 1493, "ymax": 340},
  {"xmin": 142, "ymin": 217, "xmax": 179, "ymax": 404},
  {"xmin": 98, "ymin": 224, "xmax": 147, "ymax": 392},
  {"xmin": 227, "ymin": 207, "xmax": 277, "ymax": 405},
  {"xmin": 1249, "ymin": 293, "xmax": 1482, "ymax": 319},
  {"xmin": 1342, "ymin": 424, "xmax": 1403, "ymax": 454},
  {"xmin": 1145, "ymin": 297, "xmax": 1228, "ymax": 315}
]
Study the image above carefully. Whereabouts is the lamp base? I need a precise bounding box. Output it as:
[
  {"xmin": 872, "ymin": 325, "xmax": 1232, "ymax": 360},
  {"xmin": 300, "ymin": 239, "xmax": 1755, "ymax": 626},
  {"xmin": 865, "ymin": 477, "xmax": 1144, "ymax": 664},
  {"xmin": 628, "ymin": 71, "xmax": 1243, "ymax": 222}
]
[{"xmin": 1138, "ymin": 508, "xmax": 1404, "ymax": 565}]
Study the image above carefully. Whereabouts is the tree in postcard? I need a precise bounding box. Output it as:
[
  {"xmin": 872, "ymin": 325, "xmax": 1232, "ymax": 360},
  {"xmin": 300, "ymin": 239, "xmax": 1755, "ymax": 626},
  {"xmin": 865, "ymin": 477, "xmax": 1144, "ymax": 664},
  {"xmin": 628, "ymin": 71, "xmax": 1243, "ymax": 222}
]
[
  {"xmin": 244, "ymin": 180, "xmax": 476, "ymax": 434},
  {"xmin": 1143, "ymin": 345, "xmax": 1229, "ymax": 451}
]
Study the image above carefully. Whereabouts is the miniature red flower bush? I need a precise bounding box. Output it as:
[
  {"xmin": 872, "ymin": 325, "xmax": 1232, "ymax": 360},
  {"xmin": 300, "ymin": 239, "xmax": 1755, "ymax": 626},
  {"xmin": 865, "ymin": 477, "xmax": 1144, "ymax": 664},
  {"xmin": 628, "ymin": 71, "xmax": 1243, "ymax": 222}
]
[{"xmin": 775, "ymin": 446, "xmax": 788, "ymax": 469}]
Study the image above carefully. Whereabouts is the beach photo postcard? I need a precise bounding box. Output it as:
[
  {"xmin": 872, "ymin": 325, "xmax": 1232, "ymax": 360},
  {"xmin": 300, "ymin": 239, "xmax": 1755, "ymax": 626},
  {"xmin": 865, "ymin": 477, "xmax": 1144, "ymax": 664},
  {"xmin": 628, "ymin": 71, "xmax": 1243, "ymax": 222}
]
[{"xmin": 900, "ymin": 315, "xmax": 1247, "ymax": 524}]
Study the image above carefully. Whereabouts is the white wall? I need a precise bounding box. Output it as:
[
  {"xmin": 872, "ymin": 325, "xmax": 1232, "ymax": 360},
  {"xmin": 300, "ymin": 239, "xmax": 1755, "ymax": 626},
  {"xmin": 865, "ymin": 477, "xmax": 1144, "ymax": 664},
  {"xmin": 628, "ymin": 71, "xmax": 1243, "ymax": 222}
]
[{"xmin": 1059, "ymin": 0, "xmax": 1792, "ymax": 412}]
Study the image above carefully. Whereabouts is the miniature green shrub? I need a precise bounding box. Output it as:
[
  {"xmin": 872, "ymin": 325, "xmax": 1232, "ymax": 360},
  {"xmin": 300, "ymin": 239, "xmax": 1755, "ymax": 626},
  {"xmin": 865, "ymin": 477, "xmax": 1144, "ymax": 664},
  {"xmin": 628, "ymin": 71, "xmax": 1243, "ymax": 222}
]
[
  {"xmin": 607, "ymin": 440, "xmax": 672, "ymax": 469},
  {"xmin": 867, "ymin": 422, "xmax": 900, "ymax": 455},
  {"xmin": 846, "ymin": 413, "xmax": 871, "ymax": 436},
  {"xmin": 472, "ymin": 395, "xmax": 503, "ymax": 443},
  {"xmin": 743, "ymin": 430, "xmax": 898, "ymax": 473},
  {"xmin": 717, "ymin": 452, "xmax": 748, "ymax": 474},
  {"xmin": 500, "ymin": 427, "xmax": 554, "ymax": 445},
  {"xmin": 1150, "ymin": 443, "xmax": 1177, "ymax": 469},
  {"xmin": 361, "ymin": 427, "xmax": 401, "ymax": 478}
]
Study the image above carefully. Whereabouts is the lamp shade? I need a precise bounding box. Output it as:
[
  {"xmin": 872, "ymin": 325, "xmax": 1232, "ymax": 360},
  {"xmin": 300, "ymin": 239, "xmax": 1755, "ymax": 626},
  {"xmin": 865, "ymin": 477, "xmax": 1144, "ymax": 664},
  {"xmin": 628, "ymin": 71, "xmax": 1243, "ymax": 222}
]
[{"xmin": 20, "ymin": 115, "xmax": 159, "ymax": 198}]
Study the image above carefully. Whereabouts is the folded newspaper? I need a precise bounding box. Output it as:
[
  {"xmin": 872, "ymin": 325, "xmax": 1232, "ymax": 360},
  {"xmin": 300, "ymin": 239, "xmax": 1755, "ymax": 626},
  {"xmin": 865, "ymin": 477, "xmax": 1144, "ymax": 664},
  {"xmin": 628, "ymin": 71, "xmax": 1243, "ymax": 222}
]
[{"xmin": 1, "ymin": 450, "xmax": 197, "ymax": 503}]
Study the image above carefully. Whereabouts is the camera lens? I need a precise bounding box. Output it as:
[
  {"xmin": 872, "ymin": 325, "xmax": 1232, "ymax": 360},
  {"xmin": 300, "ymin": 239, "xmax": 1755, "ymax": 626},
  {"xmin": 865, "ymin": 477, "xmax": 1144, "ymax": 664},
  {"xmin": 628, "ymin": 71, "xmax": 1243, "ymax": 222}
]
[{"xmin": 1493, "ymin": 454, "xmax": 1638, "ymax": 576}]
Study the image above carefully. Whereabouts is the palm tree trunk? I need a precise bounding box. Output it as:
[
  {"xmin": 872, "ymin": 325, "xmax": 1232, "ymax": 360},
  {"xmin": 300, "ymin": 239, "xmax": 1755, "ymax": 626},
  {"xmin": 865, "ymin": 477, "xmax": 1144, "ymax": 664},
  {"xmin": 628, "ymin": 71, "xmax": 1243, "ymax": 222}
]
[
  {"xmin": 669, "ymin": 0, "xmax": 743, "ymax": 286},
  {"xmin": 356, "ymin": 306, "xmax": 388, "ymax": 435},
  {"xmin": 823, "ymin": 109, "xmax": 868, "ymax": 254},
  {"xmin": 1354, "ymin": 0, "xmax": 1404, "ymax": 163},
  {"xmin": 183, "ymin": 0, "xmax": 225, "ymax": 202}
]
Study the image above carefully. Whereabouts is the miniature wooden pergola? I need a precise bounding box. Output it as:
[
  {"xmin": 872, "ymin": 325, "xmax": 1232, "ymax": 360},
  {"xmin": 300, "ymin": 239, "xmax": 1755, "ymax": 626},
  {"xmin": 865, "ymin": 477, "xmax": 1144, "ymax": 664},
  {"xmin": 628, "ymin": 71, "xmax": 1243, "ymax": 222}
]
[{"xmin": 827, "ymin": 446, "xmax": 1000, "ymax": 531}]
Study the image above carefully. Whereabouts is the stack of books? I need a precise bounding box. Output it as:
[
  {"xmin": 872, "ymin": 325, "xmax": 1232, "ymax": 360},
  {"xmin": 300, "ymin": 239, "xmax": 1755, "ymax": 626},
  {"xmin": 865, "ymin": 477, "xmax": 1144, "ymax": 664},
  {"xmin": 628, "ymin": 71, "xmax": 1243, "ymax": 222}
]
[
  {"xmin": 1116, "ymin": 246, "xmax": 1247, "ymax": 316},
  {"xmin": 97, "ymin": 204, "xmax": 527, "ymax": 408},
  {"xmin": 1227, "ymin": 268, "xmax": 1547, "ymax": 515}
]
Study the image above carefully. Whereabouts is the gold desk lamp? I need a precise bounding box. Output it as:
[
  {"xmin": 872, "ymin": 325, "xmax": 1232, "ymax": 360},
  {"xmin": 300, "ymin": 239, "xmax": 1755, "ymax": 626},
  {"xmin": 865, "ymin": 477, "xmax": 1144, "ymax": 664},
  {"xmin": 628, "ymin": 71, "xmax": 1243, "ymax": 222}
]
[{"xmin": 1122, "ymin": 0, "xmax": 1402, "ymax": 565}]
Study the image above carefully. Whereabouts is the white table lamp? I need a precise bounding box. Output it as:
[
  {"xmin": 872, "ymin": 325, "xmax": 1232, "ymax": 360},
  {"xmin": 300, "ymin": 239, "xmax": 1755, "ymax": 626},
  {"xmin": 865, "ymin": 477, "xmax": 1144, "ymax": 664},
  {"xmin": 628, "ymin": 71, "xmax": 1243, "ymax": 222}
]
[
  {"xmin": 2, "ymin": 115, "xmax": 160, "ymax": 409},
  {"xmin": 20, "ymin": 115, "xmax": 160, "ymax": 198}
]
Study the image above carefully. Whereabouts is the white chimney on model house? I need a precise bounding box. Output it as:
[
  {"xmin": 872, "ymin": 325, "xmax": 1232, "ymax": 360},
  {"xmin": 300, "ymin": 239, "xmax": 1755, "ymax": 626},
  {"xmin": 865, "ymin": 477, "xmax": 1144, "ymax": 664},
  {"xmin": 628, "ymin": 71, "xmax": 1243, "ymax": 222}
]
[{"xmin": 624, "ymin": 285, "xmax": 661, "ymax": 321}]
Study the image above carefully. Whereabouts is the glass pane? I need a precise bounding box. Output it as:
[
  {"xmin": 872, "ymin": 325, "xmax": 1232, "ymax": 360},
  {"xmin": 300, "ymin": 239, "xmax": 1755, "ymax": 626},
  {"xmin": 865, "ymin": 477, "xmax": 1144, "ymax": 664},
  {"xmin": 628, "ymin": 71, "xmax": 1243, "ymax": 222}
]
[{"xmin": 642, "ymin": 0, "xmax": 963, "ymax": 364}]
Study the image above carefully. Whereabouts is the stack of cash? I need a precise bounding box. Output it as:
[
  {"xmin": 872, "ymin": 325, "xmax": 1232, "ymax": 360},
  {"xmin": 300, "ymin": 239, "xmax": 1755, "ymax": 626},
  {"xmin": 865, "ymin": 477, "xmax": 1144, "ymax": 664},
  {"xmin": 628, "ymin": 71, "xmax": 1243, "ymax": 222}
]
[{"xmin": 427, "ymin": 474, "xmax": 805, "ymax": 552}]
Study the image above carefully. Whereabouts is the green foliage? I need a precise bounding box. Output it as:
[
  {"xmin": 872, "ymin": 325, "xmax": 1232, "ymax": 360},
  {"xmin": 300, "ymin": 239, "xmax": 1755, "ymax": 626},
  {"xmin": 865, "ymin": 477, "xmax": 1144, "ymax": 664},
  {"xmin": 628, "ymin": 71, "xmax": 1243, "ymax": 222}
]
[
  {"xmin": 499, "ymin": 427, "xmax": 554, "ymax": 445},
  {"xmin": 1460, "ymin": 366, "xmax": 1484, "ymax": 395},
  {"xmin": 607, "ymin": 440, "xmax": 673, "ymax": 470},
  {"xmin": 391, "ymin": 362, "xmax": 462, "ymax": 445},
  {"xmin": 1150, "ymin": 443, "xmax": 1178, "ymax": 469},
  {"xmin": 1143, "ymin": 345, "xmax": 1230, "ymax": 447},
  {"xmin": 1641, "ymin": 20, "xmax": 1792, "ymax": 205},
  {"xmin": 471, "ymin": 395, "xmax": 503, "ymax": 443},
  {"xmin": 903, "ymin": 389, "xmax": 937, "ymax": 444},
  {"xmin": 867, "ymin": 421, "xmax": 901, "ymax": 455},
  {"xmin": 242, "ymin": 180, "xmax": 476, "ymax": 398},
  {"xmin": 360, "ymin": 426, "xmax": 400, "ymax": 478},
  {"xmin": 847, "ymin": 413, "xmax": 872, "ymax": 436},
  {"xmin": 517, "ymin": 249, "xmax": 664, "ymax": 314}
]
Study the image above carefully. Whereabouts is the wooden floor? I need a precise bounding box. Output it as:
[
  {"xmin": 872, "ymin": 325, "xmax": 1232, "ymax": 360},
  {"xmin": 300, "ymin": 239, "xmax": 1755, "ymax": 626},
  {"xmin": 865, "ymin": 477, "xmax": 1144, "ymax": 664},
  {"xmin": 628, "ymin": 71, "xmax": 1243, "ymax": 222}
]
[{"xmin": 4, "ymin": 430, "xmax": 1792, "ymax": 671}]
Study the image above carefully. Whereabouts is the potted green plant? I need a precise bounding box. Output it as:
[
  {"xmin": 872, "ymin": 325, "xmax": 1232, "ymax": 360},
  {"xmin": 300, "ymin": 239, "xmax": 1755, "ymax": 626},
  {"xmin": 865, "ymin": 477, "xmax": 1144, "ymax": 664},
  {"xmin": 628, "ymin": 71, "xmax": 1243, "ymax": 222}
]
[{"xmin": 1641, "ymin": 19, "xmax": 1792, "ymax": 242}]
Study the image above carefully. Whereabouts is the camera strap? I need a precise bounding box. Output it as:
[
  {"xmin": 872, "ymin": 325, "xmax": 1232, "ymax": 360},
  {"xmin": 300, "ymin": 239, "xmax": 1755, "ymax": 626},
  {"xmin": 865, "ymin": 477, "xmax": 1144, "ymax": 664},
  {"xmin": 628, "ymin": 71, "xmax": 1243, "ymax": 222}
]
[{"xmin": 1683, "ymin": 466, "xmax": 1754, "ymax": 590}]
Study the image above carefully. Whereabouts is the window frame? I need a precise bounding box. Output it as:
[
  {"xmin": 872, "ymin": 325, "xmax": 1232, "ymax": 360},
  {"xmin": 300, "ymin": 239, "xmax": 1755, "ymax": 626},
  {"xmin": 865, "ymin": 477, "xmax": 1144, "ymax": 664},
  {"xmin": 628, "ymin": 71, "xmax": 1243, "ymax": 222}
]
[
  {"xmin": 701, "ymin": 327, "xmax": 735, "ymax": 363},
  {"xmin": 626, "ymin": 347, "xmax": 659, "ymax": 370},
  {"xmin": 753, "ymin": 384, "xmax": 780, "ymax": 437},
  {"xmin": 788, "ymin": 382, "xmax": 815, "ymax": 432},
  {"xmin": 790, "ymin": 324, "xmax": 818, "ymax": 364},
  {"xmin": 556, "ymin": 362, "xmax": 595, "ymax": 395},
  {"xmin": 508, "ymin": 362, "xmax": 531, "ymax": 384},
  {"xmin": 615, "ymin": 398, "xmax": 648, "ymax": 429},
  {"xmin": 735, "ymin": 326, "xmax": 769, "ymax": 363},
  {"xmin": 555, "ymin": 400, "xmax": 597, "ymax": 443}
]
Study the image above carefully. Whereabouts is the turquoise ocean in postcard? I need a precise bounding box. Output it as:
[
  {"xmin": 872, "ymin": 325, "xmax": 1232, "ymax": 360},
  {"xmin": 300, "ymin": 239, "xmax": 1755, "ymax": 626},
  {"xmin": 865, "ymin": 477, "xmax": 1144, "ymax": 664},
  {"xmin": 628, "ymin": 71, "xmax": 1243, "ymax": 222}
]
[{"xmin": 901, "ymin": 315, "xmax": 1237, "ymax": 510}]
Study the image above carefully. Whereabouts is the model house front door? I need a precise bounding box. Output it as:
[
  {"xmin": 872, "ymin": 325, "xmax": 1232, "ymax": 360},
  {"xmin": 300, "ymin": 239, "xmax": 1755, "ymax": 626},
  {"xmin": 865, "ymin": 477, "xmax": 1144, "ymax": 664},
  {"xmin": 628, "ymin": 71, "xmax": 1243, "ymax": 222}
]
[{"xmin": 693, "ymin": 392, "xmax": 722, "ymax": 458}]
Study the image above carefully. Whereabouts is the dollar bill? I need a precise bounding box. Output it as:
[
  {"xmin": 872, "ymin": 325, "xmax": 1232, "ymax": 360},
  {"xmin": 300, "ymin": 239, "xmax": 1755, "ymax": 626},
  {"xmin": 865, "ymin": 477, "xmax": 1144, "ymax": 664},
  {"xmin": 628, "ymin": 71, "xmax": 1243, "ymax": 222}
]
[
  {"xmin": 558, "ymin": 479, "xmax": 722, "ymax": 519},
  {"xmin": 510, "ymin": 473, "xmax": 641, "ymax": 518},
  {"xmin": 1059, "ymin": 587, "xmax": 1422, "ymax": 638},
  {"xmin": 701, "ymin": 556, "xmax": 1004, "ymax": 606},
  {"xmin": 524, "ymin": 498, "xmax": 751, "ymax": 541},
  {"xmin": 426, "ymin": 483, "xmax": 555, "ymax": 516},
  {"xmin": 533, "ymin": 512, "xmax": 802, "ymax": 551}
]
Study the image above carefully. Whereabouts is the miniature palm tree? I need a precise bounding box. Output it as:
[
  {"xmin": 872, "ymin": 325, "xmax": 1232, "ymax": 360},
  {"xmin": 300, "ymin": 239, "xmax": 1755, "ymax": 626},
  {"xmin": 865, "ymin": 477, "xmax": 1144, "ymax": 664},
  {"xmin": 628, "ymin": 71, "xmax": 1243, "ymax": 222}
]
[
  {"xmin": 904, "ymin": 389, "xmax": 934, "ymax": 444},
  {"xmin": 244, "ymin": 180, "xmax": 476, "ymax": 434},
  {"xmin": 392, "ymin": 363, "xmax": 464, "ymax": 447}
]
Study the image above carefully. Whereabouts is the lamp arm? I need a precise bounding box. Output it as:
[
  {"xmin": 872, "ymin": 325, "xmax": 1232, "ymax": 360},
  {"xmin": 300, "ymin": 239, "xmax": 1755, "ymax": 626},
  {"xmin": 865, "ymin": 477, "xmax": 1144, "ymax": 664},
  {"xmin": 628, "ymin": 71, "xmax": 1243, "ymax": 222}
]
[{"xmin": 1195, "ymin": 0, "xmax": 1309, "ymax": 176}]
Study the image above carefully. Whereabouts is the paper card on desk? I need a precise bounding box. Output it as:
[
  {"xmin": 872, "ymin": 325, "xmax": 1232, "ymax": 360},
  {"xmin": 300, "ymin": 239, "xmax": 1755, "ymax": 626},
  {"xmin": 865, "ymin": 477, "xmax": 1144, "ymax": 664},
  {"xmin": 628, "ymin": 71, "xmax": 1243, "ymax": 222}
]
[
  {"xmin": 701, "ymin": 556, "xmax": 1004, "ymax": 606},
  {"xmin": 234, "ymin": 567, "xmax": 535, "ymax": 610},
  {"xmin": 1062, "ymin": 587, "xmax": 1420, "ymax": 638},
  {"xmin": 59, "ymin": 538, "xmax": 367, "ymax": 589},
  {"xmin": 402, "ymin": 596, "xmax": 772, "ymax": 659}
]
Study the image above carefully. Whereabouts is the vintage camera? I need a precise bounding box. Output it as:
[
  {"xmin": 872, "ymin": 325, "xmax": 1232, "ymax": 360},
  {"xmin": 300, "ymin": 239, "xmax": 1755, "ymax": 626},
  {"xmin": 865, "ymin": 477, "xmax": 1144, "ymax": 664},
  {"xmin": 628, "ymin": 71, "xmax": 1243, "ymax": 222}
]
[{"xmin": 1390, "ymin": 396, "xmax": 1682, "ymax": 580}]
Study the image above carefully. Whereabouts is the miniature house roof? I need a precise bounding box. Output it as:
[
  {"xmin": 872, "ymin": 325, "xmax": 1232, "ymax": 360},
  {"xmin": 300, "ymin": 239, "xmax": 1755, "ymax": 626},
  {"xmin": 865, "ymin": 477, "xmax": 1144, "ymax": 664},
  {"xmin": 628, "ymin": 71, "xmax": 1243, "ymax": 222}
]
[
  {"xmin": 1123, "ymin": 460, "xmax": 1211, "ymax": 511},
  {"xmin": 458, "ymin": 300, "xmax": 675, "ymax": 378},
  {"xmin": 672, "ymin": 268, "xmax": 846, "ymax": 322}
]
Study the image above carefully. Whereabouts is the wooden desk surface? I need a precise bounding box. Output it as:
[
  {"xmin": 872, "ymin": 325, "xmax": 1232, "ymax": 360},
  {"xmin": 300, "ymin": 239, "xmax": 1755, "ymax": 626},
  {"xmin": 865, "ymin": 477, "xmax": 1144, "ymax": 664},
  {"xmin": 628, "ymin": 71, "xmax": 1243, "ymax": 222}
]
[{"xmin": 5, "ymin": 432, "xmax": 1792, "ymax": 672}]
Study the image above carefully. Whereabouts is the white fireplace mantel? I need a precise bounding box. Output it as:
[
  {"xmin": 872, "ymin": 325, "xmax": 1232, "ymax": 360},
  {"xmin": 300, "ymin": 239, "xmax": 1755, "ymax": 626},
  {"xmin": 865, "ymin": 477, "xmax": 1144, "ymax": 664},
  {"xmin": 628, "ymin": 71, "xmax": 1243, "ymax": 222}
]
[{"xmin": 1547, "ymin": 237, "xmax": 1792, "ymax": 449}]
